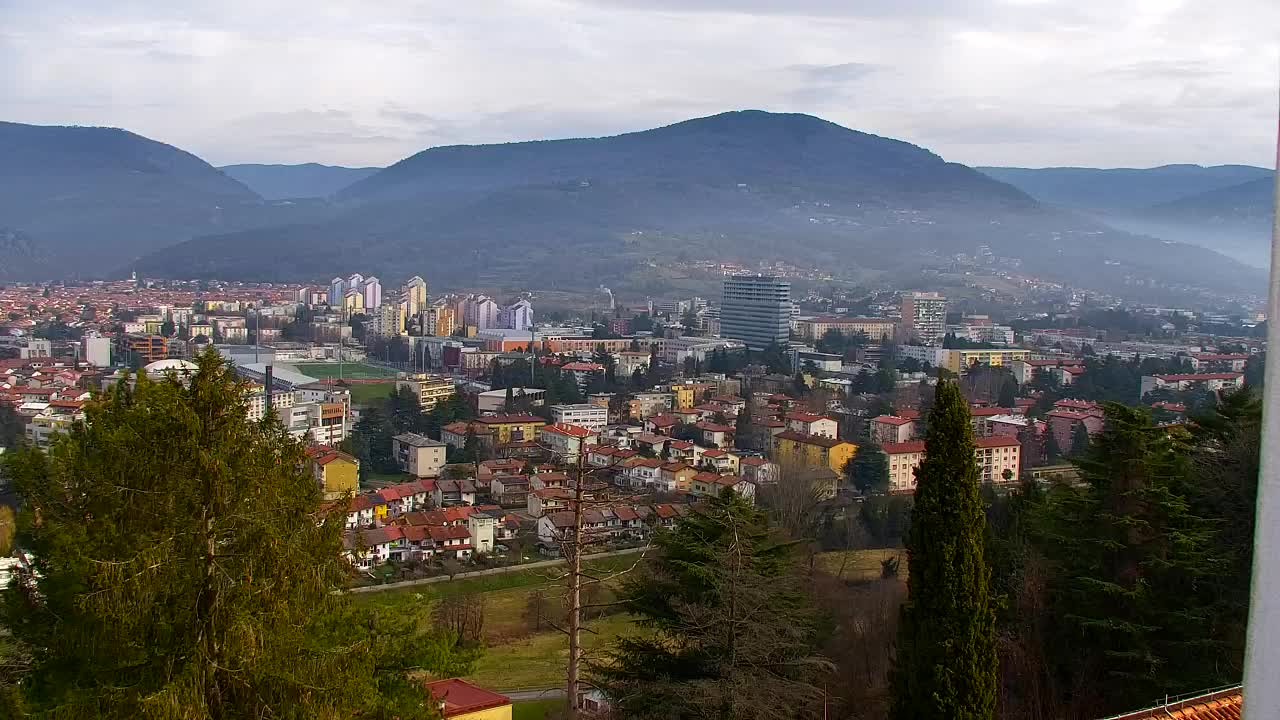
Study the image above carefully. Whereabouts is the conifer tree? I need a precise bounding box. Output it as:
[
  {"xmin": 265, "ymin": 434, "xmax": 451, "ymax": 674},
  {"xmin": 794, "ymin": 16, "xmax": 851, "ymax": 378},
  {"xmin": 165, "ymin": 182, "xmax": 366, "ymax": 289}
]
[
  {"xmin": 1070, "ymin": 422, "xmax": 1091, "ymax": 457},
  {"xmin": 891, "ymin": 380, "xmax": 997, "ymax": 720},
  {"xmin": 844, "ymin": 442, "xmax": 890, "ymax": 495},
  {"xmin": 1030, "ymin": 403, "xmax": 1224, "ymax": 713},
  {"xmin": 594, "ymin": 490, "xmax": 828, "ymax": 719},
  {"xmin": 0, "ymin": 346, "xmax": 472, "ymax": 719}
]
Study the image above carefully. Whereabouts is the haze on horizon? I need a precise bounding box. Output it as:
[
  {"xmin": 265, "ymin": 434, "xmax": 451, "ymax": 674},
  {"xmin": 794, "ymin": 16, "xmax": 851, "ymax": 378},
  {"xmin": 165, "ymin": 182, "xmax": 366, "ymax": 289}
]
[{"xmin": 2, "ymin": 0, "xmax": 1277, "ymax": 169}]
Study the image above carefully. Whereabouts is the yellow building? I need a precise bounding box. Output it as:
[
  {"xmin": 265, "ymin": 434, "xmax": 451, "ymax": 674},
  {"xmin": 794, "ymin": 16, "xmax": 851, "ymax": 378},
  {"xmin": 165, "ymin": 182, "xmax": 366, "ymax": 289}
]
[
  {"xmin": 396, "ymin": 373, "xmax": 456, "ymax": 410},
  {"xmin": 307, "ymin": 447, "xmax": 359, "ymax": 500},
  {"xmin": 937, "ymin": 348, "xmax": 1031, "ymax": 374},
  {"xmin": 475, "ymin": 414, "xmax": 547, "ymax": 444},
  {"xmin": 669, "ymin": 383, "xmax": 696, "ymax": 410},
  {"xmin": 425, "ymin": 678, "xmax": 512, "ymax": 720},
  {"xmin": 770, "ymin": 430, "xmax": 857, "ymax": 475}
]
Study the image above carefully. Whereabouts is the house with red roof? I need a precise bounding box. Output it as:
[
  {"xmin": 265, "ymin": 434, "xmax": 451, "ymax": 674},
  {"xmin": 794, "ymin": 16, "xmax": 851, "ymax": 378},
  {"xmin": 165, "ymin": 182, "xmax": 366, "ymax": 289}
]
[
  {"xmin": 424, "ymin": 678, "xmax": 512, "ymax": 719},
  {"xmin": 784, "ymin": 411, "xmax": 838, "ymax": 438},
  {"xmin": 869, "ymin": 415, "xmax": 916, "ymax": 444}
]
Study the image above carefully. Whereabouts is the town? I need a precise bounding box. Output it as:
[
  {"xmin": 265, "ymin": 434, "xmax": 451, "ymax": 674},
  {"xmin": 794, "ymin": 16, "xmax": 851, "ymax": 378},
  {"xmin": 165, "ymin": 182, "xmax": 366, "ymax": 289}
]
[{"xmin": 0, "ymin": 269, "xmax": 1266, "ymax": 719}]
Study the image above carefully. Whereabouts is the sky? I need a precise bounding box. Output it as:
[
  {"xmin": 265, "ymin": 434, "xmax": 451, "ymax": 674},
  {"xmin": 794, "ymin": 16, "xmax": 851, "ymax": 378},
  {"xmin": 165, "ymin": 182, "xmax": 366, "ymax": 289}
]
[{"xmin": 1, "ymin": 0, "xmax": 1277, "ymax": 168}]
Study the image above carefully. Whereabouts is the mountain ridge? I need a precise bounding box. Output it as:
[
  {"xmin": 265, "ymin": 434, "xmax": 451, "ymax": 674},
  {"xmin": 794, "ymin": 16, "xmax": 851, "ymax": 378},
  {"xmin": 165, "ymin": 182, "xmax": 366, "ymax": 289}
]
[{"xmin": 219, "ymin": 163, "xmax": 380, "ymax": 200}]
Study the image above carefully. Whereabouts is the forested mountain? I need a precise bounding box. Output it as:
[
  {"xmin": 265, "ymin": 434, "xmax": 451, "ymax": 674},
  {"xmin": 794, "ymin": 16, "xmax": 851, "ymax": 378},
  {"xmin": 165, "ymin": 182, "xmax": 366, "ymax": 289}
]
[
  {"xmin": 980, "ymin": 164, "xmax": 1276, "ymax": 269},
  {"xmin": 219, "ymin": 163, "xmax": 379, "ymax": 200},
  {"xmin": 0, "ymin": 122, "xmax": 272, "ymax": 278},
  {"xmin": 134, "ymin": 111, "xmax": 1265, "ymax": 296}
]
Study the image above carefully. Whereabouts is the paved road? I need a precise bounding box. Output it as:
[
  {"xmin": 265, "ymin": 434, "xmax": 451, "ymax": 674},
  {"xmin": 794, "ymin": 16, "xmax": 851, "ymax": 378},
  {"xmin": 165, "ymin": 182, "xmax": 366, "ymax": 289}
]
[
  {"xmin": 503, "ymin": 688, "xmax": 566, "ymax": 702},
  {"xmin": 344, "ymin": 545, "xmax": 647, "ymax": 594}
]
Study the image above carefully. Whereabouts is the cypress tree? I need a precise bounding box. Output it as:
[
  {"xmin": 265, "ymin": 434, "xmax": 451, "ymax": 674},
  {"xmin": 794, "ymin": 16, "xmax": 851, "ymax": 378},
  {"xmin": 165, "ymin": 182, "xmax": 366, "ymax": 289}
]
[
  {"xmin": 0, "ymin": 346, "xmax": 474, "ymax": 719},
  {"xmin": 890, "ymin": 380, "xmax": 997, "ymax": 720}
]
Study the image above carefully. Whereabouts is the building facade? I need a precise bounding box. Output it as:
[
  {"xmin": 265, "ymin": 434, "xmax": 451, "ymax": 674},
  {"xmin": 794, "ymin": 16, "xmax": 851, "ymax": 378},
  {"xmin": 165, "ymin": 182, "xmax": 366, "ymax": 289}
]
[
  {"xmin": 720, "ymin": 275, "xmax": 791, "ymax": 351},
  {"xmin": 550, "ymin": 403, "xmax": 608, "ymax": 432},
  {"xmin": 901, "ymin": 292, "xmax": 947, "ymax": 346}
]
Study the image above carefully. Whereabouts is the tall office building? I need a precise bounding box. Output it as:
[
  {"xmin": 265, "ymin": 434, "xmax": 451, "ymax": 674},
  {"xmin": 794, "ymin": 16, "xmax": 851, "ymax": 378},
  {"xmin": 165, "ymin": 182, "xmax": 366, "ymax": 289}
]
[
  {"xmin": 902, "ymin": 292, "xmax": 947, "ymax": 345},
  {"xmin": 720, "ymin": 275, "xmax": 791, "ymax": 351}
]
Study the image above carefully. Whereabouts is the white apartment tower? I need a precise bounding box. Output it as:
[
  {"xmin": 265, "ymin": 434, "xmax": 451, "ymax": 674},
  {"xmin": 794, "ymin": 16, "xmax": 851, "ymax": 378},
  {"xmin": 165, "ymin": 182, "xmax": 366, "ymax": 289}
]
[
  {"xmin": 720, "ymin": 275, "xmax": 791, "ymax": 351},
  {"xmin": 902, "ymin": 292, "xmax": 947, "ymax": 346}
]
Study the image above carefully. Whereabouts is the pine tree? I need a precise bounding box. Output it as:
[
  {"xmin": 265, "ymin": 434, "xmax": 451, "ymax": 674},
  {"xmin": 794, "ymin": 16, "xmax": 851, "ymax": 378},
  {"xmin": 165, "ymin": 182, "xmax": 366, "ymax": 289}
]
[
  {"xmin": 844, "ymin": 442, "xmax": 889, "ymax": 495},
  {"xmin": 891, "ymin": 380, "xmax": 997, "ymax": 720},
  {"xmin": 997, "ymin": 379, "xmax": 1017, "ymax": 408},
  {"xmin": 594, "ymin": 490, "xmax": 828, "ymax": 719},
  {"xmin": 1030, "ymin": 403, "xmax": 1222, "ymax": 714},
  {"xmin": 0, "ymin": 346, "xmax": 472, "ymax": 719},
  {"xmin": 1070, "ymin": 421, "xmax": 1091, "ymax": 457},
  {"xmin": 1044, "ymin": 427, "xmax": 1063, "ymax": 464},
  {"xmin": 734, "ymin": 409, "xmax": 755, "ymax": 450}
]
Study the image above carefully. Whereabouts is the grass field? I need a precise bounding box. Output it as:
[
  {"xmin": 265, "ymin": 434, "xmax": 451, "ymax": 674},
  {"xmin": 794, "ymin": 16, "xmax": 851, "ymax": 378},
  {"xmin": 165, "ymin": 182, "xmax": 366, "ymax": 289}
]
[
  {"xmin": 467, "ymin": 613, "xmax": 639, "ymax": 690},
  {"xmin": 813, "ymin": 547, "xmax": 906, "ymax": 581},
  {"xmin": 295, "ymin": 362, "xmax": 397, "ymax": 380},
  {"xmin": 513, "ymin": 699, "xmax": 562, "ymax": 720},
  {"xmin": 347, "ymin": 382, "xmax": 397, "ymax": 407}
]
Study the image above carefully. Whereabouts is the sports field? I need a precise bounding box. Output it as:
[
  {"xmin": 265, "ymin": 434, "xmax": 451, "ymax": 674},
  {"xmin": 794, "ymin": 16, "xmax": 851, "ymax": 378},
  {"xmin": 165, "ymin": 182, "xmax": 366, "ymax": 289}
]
[{"xmin": 294, "ymin": 362, "xmax": 397, "ymax": 380}]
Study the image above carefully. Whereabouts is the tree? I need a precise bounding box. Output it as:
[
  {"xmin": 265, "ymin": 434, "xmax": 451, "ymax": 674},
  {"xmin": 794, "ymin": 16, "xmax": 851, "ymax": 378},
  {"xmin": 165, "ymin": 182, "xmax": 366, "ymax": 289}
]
[
  {"xmin": 1070, "ymin": 421, "xmax": 1091, "ymax": 457},
  {"xmin": 0, "ymin": 346, "xmax": 471, "ymax": 719},
  {"xmin": 891, "ymin": 380, "xmax": 997, "ymax": 720},
  {"xmin": 1028, "ymin": 404, "xmax": 1223, "ymax": 715},
  {"xmin": 159, "ymin": 319, "xmax": 175, "ymax": 337},
  {"xmin": 0, "ymin": 403, "xmax": 23, "ymax": 448},
  {"xmin": 594, "ymin": 490, "xmax": 829, "ymax": 719},
  {"xmin": 734, "ymin": 409, "xmax": 756, "ymax": 450},
  {"xmin": 1043, "ymin": 427, "xmax": 1062, "ymax": 464},
  {"xmin": 997, "ymin": 379, "xmax": 1017, "ymax": 408},
  {"xmin": 0, "ymin": 504, "xmax": 14, "ymax": 557},
  {"xmin": 845, "ymin": 442, "xmax": 889, "ymax": 495}
]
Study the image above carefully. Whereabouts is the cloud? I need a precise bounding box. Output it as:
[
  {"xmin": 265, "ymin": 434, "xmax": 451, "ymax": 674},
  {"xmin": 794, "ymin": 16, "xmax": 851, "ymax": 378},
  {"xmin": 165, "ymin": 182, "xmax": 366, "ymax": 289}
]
[{"xmin": 0, "ymin": 0, "xmax": 1275, "ymax": 167}]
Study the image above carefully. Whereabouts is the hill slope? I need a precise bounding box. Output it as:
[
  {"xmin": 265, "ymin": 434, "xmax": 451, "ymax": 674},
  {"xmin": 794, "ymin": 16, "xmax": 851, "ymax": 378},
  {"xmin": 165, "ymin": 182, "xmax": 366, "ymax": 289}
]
[
  {"xmin": 219, "ymin": 163, "xmax": 379, "ymax": 200},
  {"xmin": 129, "ymin": 111, "xmax": 1265, "ymax": 298},
  {"xmin": 977, "ymin": 165, "xmax": 1273, "ymax": 212},
  {"xmin": 0, "ymin": 122, "xmax": 344, "ymax": 279}
]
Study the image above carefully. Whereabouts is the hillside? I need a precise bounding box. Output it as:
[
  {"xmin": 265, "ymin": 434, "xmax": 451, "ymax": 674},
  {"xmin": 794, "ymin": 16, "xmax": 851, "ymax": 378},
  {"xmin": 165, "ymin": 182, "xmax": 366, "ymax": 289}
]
[
  {"xmin": 219, "ymin": 163, "xmax": 380, "ymax": 200},
  {"xmin": 0, "ymin": 122, "xmax": 344, "ymax": 279},
  {"xmin": 977, "ymin": 164, "xmax": 1273, "ymax": 212},
  {"xmin": 134, "ymin": 111, "xmax": 1264, "ymax": 298}
]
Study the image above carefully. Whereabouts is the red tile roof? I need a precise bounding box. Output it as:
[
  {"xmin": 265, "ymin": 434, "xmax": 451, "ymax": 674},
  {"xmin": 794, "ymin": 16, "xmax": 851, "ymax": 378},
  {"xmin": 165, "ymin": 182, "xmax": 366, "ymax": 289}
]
[
  {"xmin": 1106, "ymin": 687, "xmax": 1240, "ymax": 720},
  {"xmin": 970, "ymin": 406, "xmax": 1013, "ymax": 417},
  {"xmin": 540, "ymin": 422, "xmax": 595, "ymax": 438},
  {"xmin": 774, "ymin": 430, "xmax": 851, "ymax": 448},
  {"xmin": 1153, "ymin": 373, "xmax": 1243, "ymax": 382},
  {"xmin": 872, "ymin": 415, "xmax": 913, "ymax": 426},
  {"xmin": 424, "ymin": 679, "xmax": 511, "ymax": 718},
  {"xmin": 975, "ymin": 436, "xmax": 1020, "ymax": 448},
  {"xmin": 784, "ymin": 411, "xmax": 831, "ymax": 423}
]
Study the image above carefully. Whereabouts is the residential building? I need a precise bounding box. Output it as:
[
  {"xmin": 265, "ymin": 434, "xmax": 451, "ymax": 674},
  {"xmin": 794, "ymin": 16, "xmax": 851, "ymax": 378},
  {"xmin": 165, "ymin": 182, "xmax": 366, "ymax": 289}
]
[
  {"xmin": 720, "ymin": 275, "xmax": 791, "ymax": 351},
  {"xmin": 882, "ymin": 436, "xmax": 1021, "ymax": 492},
  {"xmin": 739, "ymin": 456, "xmax": 780, "ymax": 485},
  {"xmin": 396, "ymin": 373, "xmax": 456, "ymax": 410},
  {"xmin": 560, "ymin": 361, "xmax": 605, "ymax": 389},
  {"xmin": 361, "ymin": 276, "xmax": 383, "ymax": 310},
  {"xmin": 328, "ymin": 277, "xmax": 345, "ymax": 307},
  {"xmin": 497, "ymin": 299, "xmax": 533, "ymax": 331},
  {"xmin": 901, "ymin": 292, "xmax": 947, "ymax": 345},
  {"xmin": 935, "ymin": 348, "xmax": 1032, "ymax": 374},
  {"xmin": 306, "ymin": 447, "xmax": 360, "ymax": 501},
  {"xmin": 403, "ymin": 276, "xmax": 428, "ymax": 316},
  {"xmin": 1140, "ymin": 372, "xmax": 1245, "ymax": 397},
  {"xmin": 1188, "ymin": 353, "xmax": 1250, "ymax": 372},
  {"xmin": 869, "ymin": 415, "xmax": 916, "ymax": 444},
  {"xmin": 392, "ymin": 433, "xmax": 447, "ymax": 478},
  {"xmin": 794, "ymin": 316, "xmax": 896, "ymax": 342},
  {"xmin": 770, "ymin": 430, "xmax": 857, "ymax": 475},
  {"xmin": 1046, "ymin": 408, "xmax": 1105, "ymax": 450},
  {"xmin": 946, "ymin": 323, "xmax": 1015, "ymax": 345},
  {"xmin": 119, "ymin": 334, "xmax": 169, "ymax": 365},
  {"xmin": 669, "ymin": 383, "xmax": 697, "ymax": 409},
  {"xmin": 474, "ymin": 414, "xmax": 546, "ymax": 444},
  {"xmin": 433, "ymin": 479, "xmax": 477, "ymax": 507},
  {"xmin": 659, "ymin": 462, "xmax": 698, "ymax": 492},
  {"xmin": 784, "ymin": 411, "xmax": 837, "ymax": 438},
  {"xmin": 538, "ymin": 423, "xmax": 598, "ymax": 462},
  {"xmin": 616, "ymin": 350, "xmax": 651, "ymax": 377},
  {"xmin": 466, "ymin": 513, "xmax": 496, "ymax": 556},
  {"xmin": 550, "ymin": 403, "xmax": 608, "ymax": 432},
  {"xmin": 84, "ymin": 334, "xmax": 112, "ymax": 367},
  {"xmin": 660, "ymin": 336, "xmax": 747, "ymax": 364},
  {"xmin": 629, "ymin": 392, "xmax": 675, "ymax": 420}
]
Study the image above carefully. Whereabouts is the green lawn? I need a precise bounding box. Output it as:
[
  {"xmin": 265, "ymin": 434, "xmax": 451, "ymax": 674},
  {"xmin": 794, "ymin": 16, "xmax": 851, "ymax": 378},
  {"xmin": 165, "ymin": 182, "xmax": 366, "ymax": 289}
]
[
  {"xmin": 295, "ymin": 362, "xmax": 397, "ymax": 380},
  {"xmin": 347, "ymin": 382, "xmax": 397, "ymax": 407},
  {"xmin": 466, "ymin": 613, "xmax": 640, "ymax": 690},
  {"xmin": 513, "ymin": 698, "xmax": 562, "ymax": 720}
]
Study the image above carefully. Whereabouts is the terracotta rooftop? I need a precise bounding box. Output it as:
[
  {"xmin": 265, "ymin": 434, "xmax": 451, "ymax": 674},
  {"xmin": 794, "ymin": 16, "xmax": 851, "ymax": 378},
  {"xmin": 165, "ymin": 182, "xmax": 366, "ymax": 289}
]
[
  {"xmin": 1103, "ymin": 686, "xmax": 1241, "ymax": 720},
  {"xmin": 424, "ymin": 678, "xmax": 511, "ymax": 718}
]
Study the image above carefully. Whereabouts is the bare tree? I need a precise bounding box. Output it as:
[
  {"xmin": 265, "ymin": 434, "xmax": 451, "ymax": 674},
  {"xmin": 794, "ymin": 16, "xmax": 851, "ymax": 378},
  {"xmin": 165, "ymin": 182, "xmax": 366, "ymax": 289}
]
[
  {"xmin": 434, "ymin": 592, "xmax": 486, "ymax": 646},
  {"xmin": 758, "ymin": 459, "xmax": 836, "ymax": 539}
]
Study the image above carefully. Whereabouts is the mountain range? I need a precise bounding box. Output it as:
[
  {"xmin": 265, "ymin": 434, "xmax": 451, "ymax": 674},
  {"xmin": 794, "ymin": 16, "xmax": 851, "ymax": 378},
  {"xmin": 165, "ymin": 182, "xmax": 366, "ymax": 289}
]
[
  {"xmin": 218, "ymin": 163, "xmax": 380, "ymax": 200},
  {"xmin": 0, "ymin": 112, "xmax": 1269, "ymax": 299},
  {"xmin": 980, "ymin": 164, "xmax": 1275, "ymax": 268}
]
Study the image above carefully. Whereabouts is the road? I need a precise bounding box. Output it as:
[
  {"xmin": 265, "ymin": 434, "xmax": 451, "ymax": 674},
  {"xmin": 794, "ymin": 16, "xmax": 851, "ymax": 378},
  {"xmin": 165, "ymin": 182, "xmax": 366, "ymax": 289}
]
[
  {"xmin": 503, "ymin": 688, "xmax": 566, "ymax": 702},
  {"xmin": 344, "ymin": 545, "xmax": 648, "ymax": 594}
]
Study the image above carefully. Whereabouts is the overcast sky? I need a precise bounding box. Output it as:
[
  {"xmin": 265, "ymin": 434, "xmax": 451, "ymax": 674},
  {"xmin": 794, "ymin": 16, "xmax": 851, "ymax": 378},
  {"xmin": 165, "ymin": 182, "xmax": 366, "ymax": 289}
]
[{"xmin": 2, "ymin": 0, "xmax": 1277, "ymax": 168}]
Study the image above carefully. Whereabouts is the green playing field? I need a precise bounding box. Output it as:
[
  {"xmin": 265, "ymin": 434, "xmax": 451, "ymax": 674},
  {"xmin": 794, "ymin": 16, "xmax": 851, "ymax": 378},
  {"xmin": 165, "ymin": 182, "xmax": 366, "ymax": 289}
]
[{"xmin": 294, "ymin": 362, "xmax": 397, "ymax": 380}]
